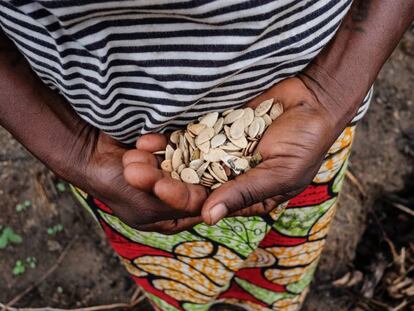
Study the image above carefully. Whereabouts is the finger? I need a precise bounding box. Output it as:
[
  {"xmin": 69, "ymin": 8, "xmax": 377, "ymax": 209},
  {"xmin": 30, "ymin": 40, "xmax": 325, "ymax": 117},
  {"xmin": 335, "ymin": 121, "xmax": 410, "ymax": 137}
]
[
  {"xmin": 227, "ymin": 196, "xmax": 286, "ymax": 217},
  {"xmin": 123, "ymin": 162, "xmax": 166, "ymax": 192},
  {"xmin": 136, "ymin": 133, "xmax": 168, "ymax": 152},
  {"xmin": 135, "ymin": 215, "xmax": 203, "ymax": 234},
  {"xmin": 200, "ymin": 161, "xmax": 295, "ymax": 225},
  {"xmin": 122, "ymin": 149, "xmax": 159, "ymax": 168},
  {"xmin": 153, "ymin": 177, "xmax": 208, "ymax": 214}
]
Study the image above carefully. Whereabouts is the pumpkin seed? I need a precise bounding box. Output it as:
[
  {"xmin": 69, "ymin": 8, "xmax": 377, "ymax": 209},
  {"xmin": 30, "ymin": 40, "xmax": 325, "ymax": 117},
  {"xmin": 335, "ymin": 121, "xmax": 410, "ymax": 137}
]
[
  {"xmin": 180, "ymin": 168, "xmax": 200, "ymax": 184},
  {"xmin": 255, "ymin": 98, "xmax": 274, "ymax": 116}
]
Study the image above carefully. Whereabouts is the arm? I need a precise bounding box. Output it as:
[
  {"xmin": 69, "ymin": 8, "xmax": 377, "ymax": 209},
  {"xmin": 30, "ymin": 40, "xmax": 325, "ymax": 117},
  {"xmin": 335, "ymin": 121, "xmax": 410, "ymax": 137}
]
[
  {"xmin": 0, "ymin": 30, "xmax": 204, "ymax": 232},
  {"xmin": 0, "ymin": 31, "xmax": 95, "ymax": 188},
  {"xmin": 123, "ymin": 0, "xmax": 414, "ymax": 225},
  {"xmin": 200, "ymin": 0, "xmax": 414, "ymax": 224},
  {"xmin": 300, "ymin": 0, "xmax": 414, "ymax": 132}
]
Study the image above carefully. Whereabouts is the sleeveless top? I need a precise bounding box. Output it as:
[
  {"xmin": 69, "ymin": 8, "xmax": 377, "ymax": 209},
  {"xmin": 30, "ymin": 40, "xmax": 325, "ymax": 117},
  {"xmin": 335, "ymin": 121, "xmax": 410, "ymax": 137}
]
[{"xmin": 1, "ymin": 0, "xmax": 369, "ymax": 144}]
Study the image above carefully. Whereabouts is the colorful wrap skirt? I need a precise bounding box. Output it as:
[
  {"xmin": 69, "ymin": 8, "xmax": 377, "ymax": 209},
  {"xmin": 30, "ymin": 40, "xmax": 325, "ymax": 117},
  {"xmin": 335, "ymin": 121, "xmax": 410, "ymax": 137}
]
[{"xmin": 70, "ymin": 89, "xmax": 372, "ymax": 311}]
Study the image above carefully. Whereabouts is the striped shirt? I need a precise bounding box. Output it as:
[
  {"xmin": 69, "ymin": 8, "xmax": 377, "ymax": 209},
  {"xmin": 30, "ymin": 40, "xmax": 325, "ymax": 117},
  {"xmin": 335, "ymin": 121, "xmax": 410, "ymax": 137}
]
[{"xmin": 0, "ymin": 0, "xmax": 371, "ymax": 144}]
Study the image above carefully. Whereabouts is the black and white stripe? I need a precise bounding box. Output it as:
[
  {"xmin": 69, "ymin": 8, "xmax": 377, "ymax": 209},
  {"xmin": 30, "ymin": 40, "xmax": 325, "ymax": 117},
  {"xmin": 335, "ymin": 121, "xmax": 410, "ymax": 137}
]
[{"xmin": 1, "ymin": 0, "xmax": 368, "ymax": 144}]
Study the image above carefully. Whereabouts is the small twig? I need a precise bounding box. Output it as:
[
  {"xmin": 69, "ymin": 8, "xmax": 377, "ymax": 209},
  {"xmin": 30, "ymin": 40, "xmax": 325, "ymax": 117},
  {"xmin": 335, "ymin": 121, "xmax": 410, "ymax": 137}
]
[
  {"xmin": 0, "ymin": 299, "xmax": 145, "ymax": 311},
  {"xmin": 130, "ymin": 287, "xmax": 142, "ymax": 302},
  {"xmin": 345, "ymin": 170, "xmax": 367, "ymax": 197},
  {"xmin": 6, "ymin": 236, "xmax": 79, "ymax": 307},
  {"xmin": 391, "ymin": 299, "xmax": 408, "ymax": 311},
  {"xmin": 390, "ymin": 202, "xmax": 414, "ymax": 217},
  {"xmin": 0, "ymin": 285, "xmax": 146, "ymax": 311}
]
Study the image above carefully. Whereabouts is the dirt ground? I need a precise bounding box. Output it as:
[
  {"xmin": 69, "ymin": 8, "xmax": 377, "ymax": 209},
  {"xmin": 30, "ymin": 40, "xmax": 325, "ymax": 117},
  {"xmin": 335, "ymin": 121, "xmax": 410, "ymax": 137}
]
[{"xmin": 1, "ymin": 26, "xmax": 413, "ymax": 311}]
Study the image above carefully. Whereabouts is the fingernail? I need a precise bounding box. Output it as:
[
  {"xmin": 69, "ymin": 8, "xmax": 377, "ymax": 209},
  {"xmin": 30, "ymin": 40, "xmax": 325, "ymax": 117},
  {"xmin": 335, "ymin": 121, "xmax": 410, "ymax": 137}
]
[{"xmin": 209, "ymin": 203, "xmax": 227, "ymax": 225}]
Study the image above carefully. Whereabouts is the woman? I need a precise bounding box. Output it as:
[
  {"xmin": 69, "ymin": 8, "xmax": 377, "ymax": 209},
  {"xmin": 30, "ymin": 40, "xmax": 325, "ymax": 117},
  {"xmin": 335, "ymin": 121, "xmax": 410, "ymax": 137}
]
[{"xmin": 0, "ymin": 1, "xmax": 412, "ymax": 310}]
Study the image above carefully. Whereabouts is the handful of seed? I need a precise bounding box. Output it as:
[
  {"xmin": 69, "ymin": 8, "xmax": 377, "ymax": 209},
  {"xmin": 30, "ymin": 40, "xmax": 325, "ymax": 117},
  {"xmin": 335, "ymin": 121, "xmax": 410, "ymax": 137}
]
[{"xmin": 154, "ymin": 99, "xmax": 283, "ymax": 190}]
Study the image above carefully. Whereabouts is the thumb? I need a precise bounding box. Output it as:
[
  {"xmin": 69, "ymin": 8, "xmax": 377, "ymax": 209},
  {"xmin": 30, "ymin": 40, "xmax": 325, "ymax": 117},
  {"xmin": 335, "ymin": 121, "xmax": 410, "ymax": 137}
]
[{"xmin": 201, "ymin": 165, "xmax": 280, "ymax": 225}]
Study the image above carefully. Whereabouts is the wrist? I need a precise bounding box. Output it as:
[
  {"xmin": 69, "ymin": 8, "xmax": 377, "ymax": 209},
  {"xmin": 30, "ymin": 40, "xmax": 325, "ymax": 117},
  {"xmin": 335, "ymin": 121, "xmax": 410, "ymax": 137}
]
[{"xmin": 297, "ymin": 63, "xmax": 362, "ymax": 133}]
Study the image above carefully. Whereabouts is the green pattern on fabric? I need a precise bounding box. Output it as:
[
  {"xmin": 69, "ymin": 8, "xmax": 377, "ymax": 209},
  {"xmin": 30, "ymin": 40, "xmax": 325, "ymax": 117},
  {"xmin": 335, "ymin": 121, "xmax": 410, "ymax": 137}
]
[
  {"xmin": 286, "ymin": 261, "xmax": 318, "ymax": 294},
  {"xmin": 146, "ymin": 292, "xmax": 181, "ymax": 311},
  {"xmin": 182, "ymin": 302, "xmax": 213, "ymax": 311},
  {"xmin": 332, "ymin": 158, "xmax": 349, "ymax": 194},
  {"xmin": 194, "ymin": 217, "xmax": 270, "ymax": 257},
  {"xmin": 273, "ymin": 198, "xmax": 336, "ymax": 236},
  {"xmin": 69, "ymin": 184, "xmax": 98, "ymax": 222},
  {"xmin": 99, "ymin": 211, "xmax": 203, "ymax": 252},
  {"xmin": 235, "ymin": 277, "xmax": 294, "ymax": 305}
]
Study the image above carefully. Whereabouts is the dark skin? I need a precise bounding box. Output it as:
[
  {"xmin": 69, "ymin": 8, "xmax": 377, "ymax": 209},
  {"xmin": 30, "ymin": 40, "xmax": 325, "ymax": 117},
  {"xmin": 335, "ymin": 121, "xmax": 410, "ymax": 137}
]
[
  {"xmin": 1, "ymin": 1, "xmax": 413, "ymax": 234},
  {"xmin": 123, "ymin": 0, "xmax": 414, "ymax": 227}
]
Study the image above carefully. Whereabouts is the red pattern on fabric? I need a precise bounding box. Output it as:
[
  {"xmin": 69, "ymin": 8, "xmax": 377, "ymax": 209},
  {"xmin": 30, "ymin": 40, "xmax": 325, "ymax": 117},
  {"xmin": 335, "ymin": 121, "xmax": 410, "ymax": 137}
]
[
  {"xmin": 131, "ymin": 276, "xmax": 182, "ymax": 310},
  {"xmin": 235, "ymin": 268, "xmax": 285, "ymax": 292},
  {"xmin": 218, "ymin": 280, "xmax": 268, "ymax": 307},
  {"xmin": 259, "ymin": 229, "xmax": 307, "ymax": 247},
  {"xmin": 288, "ymin": 184, "xmax": 331, "ymax": 207},
  {"xmin": 93, "ymin": 198, "xmax": 114, "ymax": 214},
  {"xmin": 100, "ymin": 221, "xmax": 173, "ymax": 260}
]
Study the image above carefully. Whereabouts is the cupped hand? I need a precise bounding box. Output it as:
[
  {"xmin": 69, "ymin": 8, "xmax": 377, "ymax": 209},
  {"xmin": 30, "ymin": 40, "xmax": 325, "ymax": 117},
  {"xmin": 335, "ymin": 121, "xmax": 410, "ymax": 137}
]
[
  {"xmin": 83, "ymin": 131, "xmax": 204, "ymax": 234},
  {"xmin": 200, "ymin": 77, "xmax": 350, "ymax": 224},
  {"xmin": 123, "ymin": 76, "xmax": 353, "ymax": 229},
  {"xmin": 122, "ymin": 133, "xmax": 209, "ymax": 232}
]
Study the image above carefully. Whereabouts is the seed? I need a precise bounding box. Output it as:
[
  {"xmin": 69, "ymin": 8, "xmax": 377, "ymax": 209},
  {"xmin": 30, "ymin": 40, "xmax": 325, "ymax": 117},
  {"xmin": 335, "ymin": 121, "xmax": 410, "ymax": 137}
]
[
  {"xmin": 161, "ymin": 159, "xmax": 173, "ymax": 172},
  {"xmin": 269, "ymin": 101, "xmax": 283, "ymax": 120},
  {"xmin": 222, "ymin": 109, "xmax": 234, "ymax": 116},
  {"xmin": 196, "ymin": 162, "xmax": 210, "ymax": 177},
  {"xmin": 187, "ymin": 123, "xmax": 206, "ymax": 136},
  {"xmin": 223, "ymin": 109, "xmax": 244, "ymax": 124},
  {"xmin": 213, "ymin": 117, "xmax": 224, "ymax": 134},
  {"xmin": 220, "ymin": 142, "xmax": 241, "ymax": 151},
  {"xmin": 211, "ymin": 133, "xmax": 226, "ymax": 148},
  {"xmin": 203, "ymin": 172, "xmax": 215, "ymax": 180},
  {"xmin": 211, "ymin": 163, "xmax": 228, "ymax": 182},
  {"xmin": 152, "ymin": 150, "xmax": 166, "ymax": 155},
  {"xmin": 195, "ymin": 127, "xmax": 215, "ymax": 146},
  {"xmin": 165, "ymin": 145, "xmax": 174, "ymax": 161},
  {"xmin": 158, "ymin": 99, "xmax": 282, "ymax": 188},
  {"xmin": 208, "ymin": 165, "xmax": 226, "ymax": 183},
  {"xmin": 248, "ymin": 119, "xmax": 260, "ymax": 139},
  {"xmin": 171, "ymin": 171, "xmax": 181, "ymax": 180},
  {"xmin": 211, "ymin": 183, "xmax": 223, "ymax": 190},
  {"xmin": 255, "ymin": 98, "xmax": 274, "ymax": 116},
  {"xmin": 189, "ymin": 159, "xmax": 204, "ymax": 170},
  {"xmin": 172, "ymin": 148, "xmax": 183, "ymax": 170},
  {"xmin": 170, "ymin": 130, "xmax": 181, "ymax": 144},
  {"xmin": 262, "ymin": 114, "xmax": 272, "ymax": 127},
  {"xmin": 230, "ymin": 118, "xmax": 245, "ymax": 139},
  {"xmin": 177, "ymin": 163, "xmax": 186, "ymax": 174},
  {"xmin": 233, "ymin": 157, "xmax": 250, "ymax": 173},
  {"xmin": 250, "ymin": 152, "xmax": 263, "ymax": 168},
  {"xmin": 199, "ymin": 112, "xmax": 219, "ymax": 128},
  {"xmin": 191, "ymin": 148, "xmax": 200, "ymax": 160},
  {"xmin": 228, "ymin": 135, "xmax": 248, "ymax": 149},
  {"xmin": 247, "ymin": 140, "xmax": 259, "ymax": 154},
  {"xmin": 180, "ymin": 168, "xmax": 200, "ymax": 184},
  {"xmin": 198, "ymin": 140, "xmax": 210, "ymax": 153},
  {"xmin": 184, "ymin": 132, "xmax": 196, "ymax": 149},
  {"xmin": 203, "ymin": 148, "xmax": 227, "ymax": 163},
  {"xmin": 256, "ymin": 117, "xmax": 266, "ymax": 137}
]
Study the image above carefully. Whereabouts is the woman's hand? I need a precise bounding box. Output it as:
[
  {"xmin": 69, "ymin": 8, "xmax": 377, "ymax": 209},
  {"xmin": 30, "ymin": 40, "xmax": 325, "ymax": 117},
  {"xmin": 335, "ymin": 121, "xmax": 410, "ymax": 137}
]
[
  {"xmin": 124, "ymin": 77, "xmax": 354, "ymax": 228},
  {"xmin": 121, "ymin": 133, "xmax": 210, "ymax": 231},
  {"xmin": 198, "ymin": 77, "xmax": 349, "ymax": 224},
  {"xmin": 0, "ymin": 30, "xmax": 203, "ymax": 234},
  {"xmin": 82, "ymin": 131, "xmax": 205, "ymax": 234},
  {"xmin": 124, "ymin": 76, "xmax": 356, "ymax": 227}
]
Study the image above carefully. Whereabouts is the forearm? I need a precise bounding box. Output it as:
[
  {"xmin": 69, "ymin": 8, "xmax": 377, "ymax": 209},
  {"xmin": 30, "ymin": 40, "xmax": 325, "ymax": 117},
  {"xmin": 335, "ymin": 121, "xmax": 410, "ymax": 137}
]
[
  {"xmin": 300, "ymin": 0, "xmax": 414, "ymax": 129},
  {"xmin": 0, "ymin": 30, "xmax": 98, "ymax": 187}
]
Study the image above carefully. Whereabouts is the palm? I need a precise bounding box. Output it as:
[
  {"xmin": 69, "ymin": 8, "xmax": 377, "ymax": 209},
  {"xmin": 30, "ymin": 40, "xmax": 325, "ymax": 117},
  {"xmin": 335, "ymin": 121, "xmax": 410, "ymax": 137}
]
[{"xmin": 86, "ymin": 132, "xmax": 203, "ymax": 233}]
